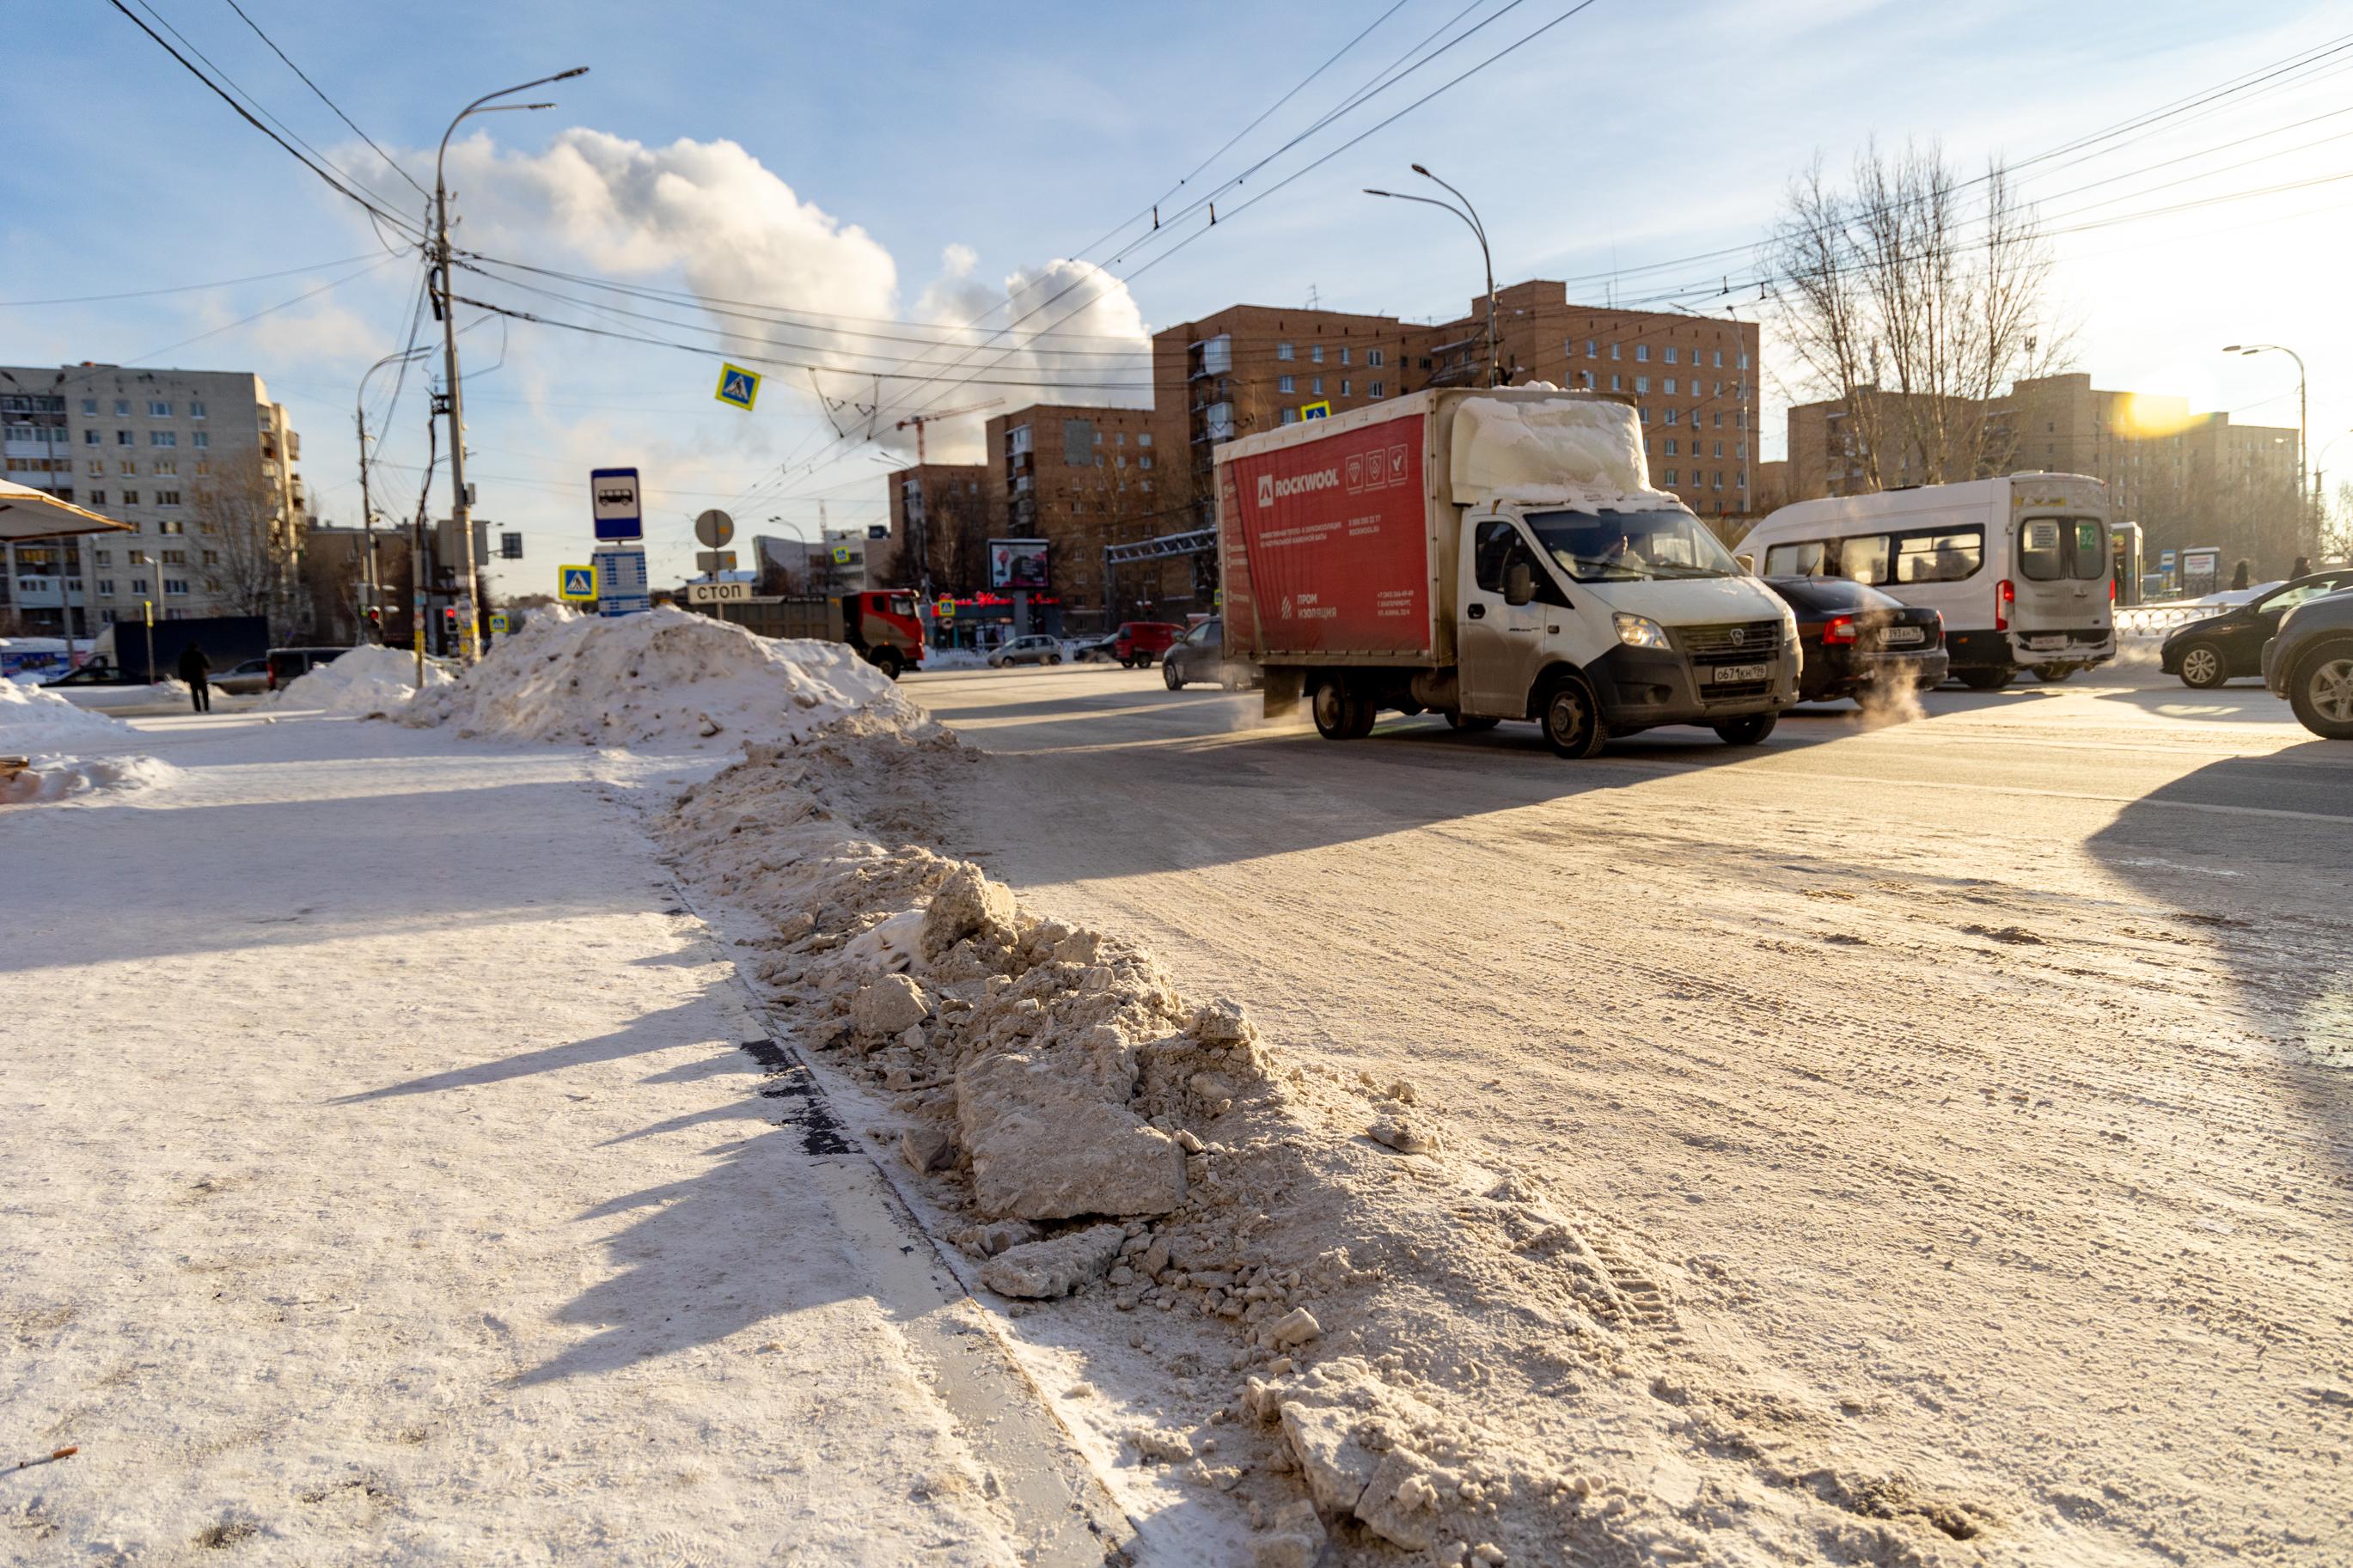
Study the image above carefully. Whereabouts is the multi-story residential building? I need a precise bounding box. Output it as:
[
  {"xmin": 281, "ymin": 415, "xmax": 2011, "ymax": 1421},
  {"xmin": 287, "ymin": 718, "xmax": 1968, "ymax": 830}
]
[
  {"xmin": 1414, "ymin": 282, "xmax": 1764, "ymax": 518},
  {"xmin": 1785, "ymin": 374, "xmax": 2301, "ymax": 564},
  {"xmin": 884, "ymin": 462, "xmax": 993, "ymax": 593},
  {"xmin": 1152, "ymin": 305, "xmax": 1422, "ymax": 528},
  {"xmin": 0, "ymin": 363, "xmax": 305, "ymax": 637},
  {"xmin": 981, "ymin": 403, "xmax": 1176, "ymax": 631}
]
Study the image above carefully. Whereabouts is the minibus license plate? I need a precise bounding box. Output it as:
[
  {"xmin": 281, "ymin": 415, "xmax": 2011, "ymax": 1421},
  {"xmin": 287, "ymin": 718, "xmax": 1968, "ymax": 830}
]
[
  {"xmin": 1708, "ymin": 662, "xmax": 1768, "ymax": 683},
  {"xmin": 1880, "ymin": 625, "xmax": 1923, "ymax": 645},
  {"xmin": 2026, "ymin": 636, "xmax": 2064, "ymax": 651}
]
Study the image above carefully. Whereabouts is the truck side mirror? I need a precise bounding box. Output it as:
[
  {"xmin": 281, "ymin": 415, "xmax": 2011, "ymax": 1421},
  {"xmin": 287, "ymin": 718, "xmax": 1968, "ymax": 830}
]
[{"xmin": 1504, "ymin": 561, "xmax": 1536, "ymax": 607}]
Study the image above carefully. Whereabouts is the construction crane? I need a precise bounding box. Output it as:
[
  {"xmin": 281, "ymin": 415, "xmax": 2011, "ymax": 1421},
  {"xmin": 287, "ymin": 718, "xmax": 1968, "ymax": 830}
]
[{"xmin": 894, "ymin": 400, "xmax": 1001, "ymax": 464}]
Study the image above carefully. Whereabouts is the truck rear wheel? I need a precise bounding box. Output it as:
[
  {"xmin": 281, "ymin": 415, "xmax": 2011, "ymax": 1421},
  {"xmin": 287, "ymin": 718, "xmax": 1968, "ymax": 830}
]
[
  {"xmin": 1958, "ymin": 666, "xmax": 2011, "ymax": 691},
  {"xmin": 1537, "ymin": 672, "xmax": 1606, "ymax": 759},
  {"xmin": 1311, "ymin": 677, "xmax": 1374, "ymax": 740}
]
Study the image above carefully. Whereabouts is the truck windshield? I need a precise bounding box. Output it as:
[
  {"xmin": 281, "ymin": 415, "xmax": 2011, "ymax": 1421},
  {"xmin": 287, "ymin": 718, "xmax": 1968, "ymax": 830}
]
[{"xmin": 1523, "ymin": 507, "xmax": 1742, "ymax": 583}]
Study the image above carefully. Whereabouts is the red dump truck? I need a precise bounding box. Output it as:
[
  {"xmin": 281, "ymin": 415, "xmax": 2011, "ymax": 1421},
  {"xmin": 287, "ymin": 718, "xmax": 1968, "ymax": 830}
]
[
  {"xmin": 688, "ymin": 588, "xmax": 925, "ymax": 679},
  {"xmin": 1216, "ymin": 388, "xmax": 1798, "ymax": 755}
]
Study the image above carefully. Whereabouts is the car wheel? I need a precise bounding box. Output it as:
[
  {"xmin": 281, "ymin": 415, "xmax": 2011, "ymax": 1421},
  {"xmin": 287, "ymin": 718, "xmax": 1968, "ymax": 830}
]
[
  {"xmin": 1713, "ymin": 712, "xmax": 1776, "ymax": 746},
  {"xmin": 2177, "ymin": 641, "xmax": 2228, "ymax": 689},
  {"xmin": 1311, "ymin": 677, "xmax": 1372, "ymax": 741},
  {"xmin": 2030, "ymin": 663, "xmax": 2074, "ymax": 683},
  {"xmin": 1048, "ymin": 653, "xmax": 1063, "ymax": 665},
  {"xmin": 2287, "ymin": 640, "xmax": 2353, "ymax": 739},
  {"xmin": 1164, "ymin": 661, "xmax": 1183, "ymax": 691},
  {"xmin": 1444, "ymin": 711, "xmax": 1500, "ymax": 732},
  {"xmin": 1958, "ymin": 666, "xmax": 2013, "ymax": 691},
  {"xmin": 1537, "ymin": 671, "xmax": 1606, "ymax": 759}
]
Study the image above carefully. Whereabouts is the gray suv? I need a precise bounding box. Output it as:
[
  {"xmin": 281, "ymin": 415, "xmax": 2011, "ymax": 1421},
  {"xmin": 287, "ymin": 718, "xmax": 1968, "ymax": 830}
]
[{"xmin": 2264, "ymin": 584, "xmax": 2353, "ymax": 739}]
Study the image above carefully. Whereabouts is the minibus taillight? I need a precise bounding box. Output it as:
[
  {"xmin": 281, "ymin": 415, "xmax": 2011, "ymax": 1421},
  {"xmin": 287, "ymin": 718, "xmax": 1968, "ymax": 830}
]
[
  {"xmin": 1995, "ymin": 579, "xmax": 2014, "ymax": 631},
  {"xmin": 1822, "ymin": 614, "xmax": 1857, "ymax": 644}
]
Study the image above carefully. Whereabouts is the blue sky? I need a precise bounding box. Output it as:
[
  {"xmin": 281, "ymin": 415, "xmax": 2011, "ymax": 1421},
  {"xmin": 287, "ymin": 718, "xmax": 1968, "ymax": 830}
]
[{"xmin": 6, "ymin": 0, "xmax": 2349, "ymax": 587}]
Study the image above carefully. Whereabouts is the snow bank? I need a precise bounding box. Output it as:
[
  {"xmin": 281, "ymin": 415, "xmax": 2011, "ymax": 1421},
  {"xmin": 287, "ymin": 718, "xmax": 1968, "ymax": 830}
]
[
  {"xmin": 402, "ymin": 605, "xmax": 916, "ymax": 750},
  {"xmin": 659, "ymin": 726, "xmax": 1959, "ymax": 1565},
  {"xmin": 1450, "ymin": 393, "xmax": 1678, "ymax": 512},
  {"xmin": 275, "ymin": 644, "xmax": 451, "ymax": 715},
  {"xmin": 0, "ymin": 677, "xmax": 133, "ymax": 750},
  {"xmin": 1, "ymin": 753, "xmax": 180, "ymax": 805}
]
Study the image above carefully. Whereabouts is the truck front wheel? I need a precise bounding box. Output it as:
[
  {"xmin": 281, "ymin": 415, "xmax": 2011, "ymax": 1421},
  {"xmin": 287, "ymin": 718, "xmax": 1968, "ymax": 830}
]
[
  {"xmin": 1712, "ymin": 713, "xmax": 1776, "ymax": 746},
  {"xmin": 871, "ymin": 648, "xmax": 903, "ymax": 681},
  {"xmin": 1311, "ymin": 677, "xmax": 1375, "ymax": 740},
  {"xmin": 1537, "ymin": 672, "xmax": 1606, "ymax": 759}
]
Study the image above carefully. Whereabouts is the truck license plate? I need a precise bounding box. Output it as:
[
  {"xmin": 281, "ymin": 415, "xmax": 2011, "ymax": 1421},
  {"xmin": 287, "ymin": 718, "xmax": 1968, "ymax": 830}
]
[
  {"xmin": 1880, "ymin": 625, "xmax": 1923, "ymax": 645},
  {"xmin": 1708, "ymin": 662, "xmax": 1768, "ymax": 683}
]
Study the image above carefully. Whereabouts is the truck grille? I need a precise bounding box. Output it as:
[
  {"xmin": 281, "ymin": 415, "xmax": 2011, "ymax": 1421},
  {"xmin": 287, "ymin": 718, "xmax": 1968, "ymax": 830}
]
[{"xmin": 1675, "ymin": 619, "xmax": 1782, "ymax": 657}]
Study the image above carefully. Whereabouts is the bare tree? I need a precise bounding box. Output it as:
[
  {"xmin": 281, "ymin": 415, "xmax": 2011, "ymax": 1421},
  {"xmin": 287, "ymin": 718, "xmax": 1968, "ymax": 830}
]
[
  {"xmin": 1768, "ymin": 141, "xmax": 2069, "ymax": 489},
  {"xmin": 192, "ymin": 449, "xmax": 299, "ymax": 629}
]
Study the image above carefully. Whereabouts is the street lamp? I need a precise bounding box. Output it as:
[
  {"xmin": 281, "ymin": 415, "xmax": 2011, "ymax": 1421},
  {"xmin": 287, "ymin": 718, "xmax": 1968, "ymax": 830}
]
[
  {"xmin": 2222, "ymin": 343, "xmax": 2310, "ymax": 540},
  {"xmin": 1366, "ymin": 164, "xmax": 1499, "ymax": 387},
  {"xmin": 435, "ymin": 68, "xmax": 587, "ymax": 663}
]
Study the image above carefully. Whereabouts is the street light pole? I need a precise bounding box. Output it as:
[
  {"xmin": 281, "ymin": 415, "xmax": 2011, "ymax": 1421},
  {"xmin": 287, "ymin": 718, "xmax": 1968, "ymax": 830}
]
[
  {"xmin": 435, "ymin": 68, "xmax": 586, "ymax": 663},
  {"xmin": 2223, "ymin": 343, "xmax": 2311, "ymax": 552},
  {"xmin": 356, "ymin": 346, "xmax": 427, "ymax": 646},
  {"xmin": 1373, "ymin": 167, "xmax": 1496, "ymax": 390}
]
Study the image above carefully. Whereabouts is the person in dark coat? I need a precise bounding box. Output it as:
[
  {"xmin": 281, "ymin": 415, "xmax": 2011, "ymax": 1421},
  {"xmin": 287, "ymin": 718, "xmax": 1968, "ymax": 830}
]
[{"xmin": 177, "ymin": 641, "xmax": 211, "ymax": 713}]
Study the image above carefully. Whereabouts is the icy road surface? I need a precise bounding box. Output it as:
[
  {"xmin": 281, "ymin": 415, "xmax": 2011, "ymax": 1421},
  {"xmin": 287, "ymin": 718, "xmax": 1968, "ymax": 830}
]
[
  {"xmin": 0, "ymin": 712, "xmax": 1100, "ymax": 1566},
  {"xmin": 908, "ymin": 663, "xmax": 2353, "ymax": 1564}
]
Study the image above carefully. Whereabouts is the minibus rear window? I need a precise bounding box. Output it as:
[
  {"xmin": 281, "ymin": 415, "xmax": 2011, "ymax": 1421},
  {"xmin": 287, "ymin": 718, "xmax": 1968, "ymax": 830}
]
[{"xmin": 2020, "ymin": 517, "xmax": 2107, "ymax": 582}]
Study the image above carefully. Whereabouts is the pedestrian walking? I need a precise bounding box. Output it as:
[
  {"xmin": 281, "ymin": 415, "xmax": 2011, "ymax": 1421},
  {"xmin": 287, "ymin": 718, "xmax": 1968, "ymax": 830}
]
[
  {"xmin": 177, "ymin": 641, "xmax": 211, "ymax": 714},
  {"xmin": 2230, "ymin": 559, "xmax": 2252, "ymax": 591},
  {"xmin": 2291, "ymin": 555, "xmax": 2313, "ymax": 581}
]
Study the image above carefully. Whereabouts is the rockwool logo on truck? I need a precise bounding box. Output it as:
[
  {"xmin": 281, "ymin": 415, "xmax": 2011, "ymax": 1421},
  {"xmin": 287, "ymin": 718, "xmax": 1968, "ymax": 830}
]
[{"xmin": 1256, "ymin": 467, "xmax": 1342, "ymax": 506}]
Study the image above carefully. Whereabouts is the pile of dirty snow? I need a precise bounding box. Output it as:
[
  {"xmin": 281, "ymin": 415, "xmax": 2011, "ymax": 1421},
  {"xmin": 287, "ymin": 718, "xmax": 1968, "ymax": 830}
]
[
  {"xmin": 2, "ymin": 753, "xmax": 180, "ymax": 805},
  {"xmin": 402, "ymin": 605, "xmax": 916, "ymax": 750},
  {"xmin": 0, "ymin": 678, "xmax": 134, "ymax": 750},
  {"xmin": 655, "ymin": 726, "xmax": 1987, "ymax": 1567},
  {"xmin": 275, "ymin": 644, "xmax": 451, "ymax": 715}
]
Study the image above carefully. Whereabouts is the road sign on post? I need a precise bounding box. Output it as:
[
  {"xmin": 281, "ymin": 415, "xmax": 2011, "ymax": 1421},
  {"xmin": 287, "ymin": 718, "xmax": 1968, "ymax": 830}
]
[
  {"xmin": 488, "ymin": 613, "xmax": 510, "ymax": 636},
  {"xmin": 694, "ymin": 509, "xmax": 736, "ymax": 548},
  {"xmin": 591, "ymin": 546, "xmax": 651, "ymax": 617},
  {"xmin": 559, "ymin": 564, "xmax": 598, "ymax": 602},
  {"xmin": 687, "ymin": 581, "xmax": 753, "ymax": 605},
  {"xmin": 590, "ymin": 467, "xmax": 643, "ymax": 541},
  {"xmin": 714, "ymin": 363, "xmax": 761, "ymax": 411},
  {"xmin": 1299, "ymin": 400, "xmax": 1331, "ymax": 420},
  {"xmin": 694, "ymin": 550, "xmax": 737, "ymax": 574}
]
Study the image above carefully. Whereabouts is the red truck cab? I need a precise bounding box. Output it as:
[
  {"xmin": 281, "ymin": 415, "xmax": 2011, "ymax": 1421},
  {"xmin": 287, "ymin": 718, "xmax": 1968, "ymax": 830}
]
[{"xmin": 842, "ymin": 589, "xmax": 925, "ymax": 679}]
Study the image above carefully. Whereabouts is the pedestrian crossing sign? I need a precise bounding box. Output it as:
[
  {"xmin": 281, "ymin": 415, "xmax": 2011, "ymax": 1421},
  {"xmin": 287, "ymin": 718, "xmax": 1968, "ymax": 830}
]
[
  {"xmin": 489, "ymin": 613, "xmax": 510, "ymax": 635},
  {"xmin": 715, "ymin": 363, "xmax": 761, "ymax": 411},
  {"xmin": 559, "ymin": 564, "xmax": 597, "ymax": 602},
  {"xmin": 1299, "ymin": 400, "xmax": 1331, "ymax": 421}
]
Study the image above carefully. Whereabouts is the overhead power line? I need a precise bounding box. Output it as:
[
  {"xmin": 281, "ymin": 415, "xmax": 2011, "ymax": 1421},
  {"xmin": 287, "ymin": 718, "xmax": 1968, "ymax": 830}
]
[
  {"xmin": 217, "ymin": 0, "xmax": 431, "ymax": 198},
  {"xmin": 0, "ymin": 252, "xmax": 389, "ymax": 308}
]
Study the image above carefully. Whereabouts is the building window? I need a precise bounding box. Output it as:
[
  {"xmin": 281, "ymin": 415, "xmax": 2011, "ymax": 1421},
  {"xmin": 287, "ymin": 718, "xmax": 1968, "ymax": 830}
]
[
  {"xmin": 192, "ymin": 431, "xmax": 209, "ymax": 448},
  {"xmin": 157, "ymin": 495, "xmax": 182, "ymax": 510},
  {"xmin": 1665, "ymin": 468, "xmax": 1678, "ymax": 485},
  {"xmin": 95, "ymin": 551, "xmax": 112, "ymax": 565},
  {"xmin": 1340, "ymin": 380, "xmax": 1351, "ymax": 396},
  {"xmin": 1735, "ymin": 442, "xmax": 1747, "ymax": 460},
  {"xmin": 82, "ymin": 428, "xmax": 99, "ymax": 446},
  {"xmin": 1666, "ymin": 407, "xmax": 1680, "ymax": 425},
  {"xmin": 1579, "ymin": 370, "xmax": 1594, "ymax": 390},
  {"xmin": 162, "ymin": 549, "xmax": 187, "ymax": 565},
  {"xmin": 1665, "ymin": 440, "xmax": 1679, "ymax": 456},
  {"xmin": 149, "ymin": 400, "xmax": 172, "ymax": 418},
  {"xmin": 113, "ymin": 400, "xmax": 131, "ymax": 417},
  {"xmin": 1586, "ymin": 339, "xmax": 1598, "ymax": 358},
  {"xmin": 80, "ymin": 398, "xmax": 97, "ymax": 415},
  {"xmin": 1737, "ymin": 351, "xmax": 1751, "ymax": 369},
  {"xmin": 1368, "ymin": 349, "xmax": 1384, "ymax": 367},
  {"xmin": 150, "ymin": 431, "xmax": 174, "ymax": 448},
  {"xmin": 89, "ymin": 490, "xmax": 105, "ymax": 506},
  {"xmin": 95, "ymin": 578, "xmax": 114, "ymax": 595},
  {"xmin": 1736, "ymin": 471, "xmax": 1746, "ymax": 488},
  {"xmin": 1276, "ymin": 342, "xmax": 1294, "ymax": 361},
  {"xmin": 1610, "ymin": 374, "xmax": 1621, "ymax": 392},
  {"xmin": 154, "ymin": 458, "xmax": 176, "ymax": 475},
  {"xmin": 1664, "ymin": 377, "xmax": 1678, "ymax": 395},
  {"xmin": 188, "ymin": 400, "xmax": 206, "ymax": 419},
  {"xmin": 1280, "ymin": 408, "xmax": 1298, "ymax": 425},
  {"xmin": 123, "ymin": 491, "xmax": 139, "ymax": 506},
  {"xmin": 1138, "ymin": 431, "xmax": 1152, "ymax": 447},
  {"xmin": 1311, "ymin": 345, "xmax": 1323, "ymax": 363},
  {"xmin": 1665, "ymin": 347, "xmax": 1679, "ymax": 364},
  {"xmin": 1690, "ymin": 408, "xmax": 1701, "ymax": 427},
  {"xmin": 164, "ymin": 578, "xmax": 189, "ymax": 596},
  {"xmin": 1609, "ymin": 343, "xmax": 1621, "ymax": 361},
  {"xmin": 1369, "ymin": 381, "xmax": 1384, "ymax": 398},
  {"xmin": 202, "ymin": 550, "xmax": 219, "ymax": 565},
  {"xmin": 1639, "ymin": 407, "xmax": 1649, "ymax": 424},
  {"xmin": 1339, "ymin": 347, "xmax": 1351, "ymax": 365},
  {"xmin": 116, "ymin": 430, "xmax": 131, "ymax": 446},
  {"xmin": 1279, "ymin": 375, "xmax": 1295, "ymax": 394},
  {"xmin": 1139, "ymin": 455, "xmax": 1152, "ymax": 471},
  {"xmin": 1735, "ymin": 411, "xmax": 1746, "ymax": 430},
  {"xmin": 1635, "ymin": 345, "xmax": 1650, "ymax": 363},
  {"xmin": 1311, "ymin": 378, "xmax": 1323, "ymax": 395},
  {"xmin": 1635, "ymin": 376, "xmax": 1649, "ymax": 394},
  {"xmin": 119, "ymin": 460, "xmax": 137, "ymax": 475},
  {"xmin": 128, "ymin": 549, "xmax": 150, "ymax": 565}
]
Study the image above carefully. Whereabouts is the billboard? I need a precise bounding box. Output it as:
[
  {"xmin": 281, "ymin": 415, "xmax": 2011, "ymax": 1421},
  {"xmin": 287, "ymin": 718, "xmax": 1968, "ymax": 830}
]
[{"xmin": 989, "ymin": 537, "xmax": 1051, "ymax": 591}]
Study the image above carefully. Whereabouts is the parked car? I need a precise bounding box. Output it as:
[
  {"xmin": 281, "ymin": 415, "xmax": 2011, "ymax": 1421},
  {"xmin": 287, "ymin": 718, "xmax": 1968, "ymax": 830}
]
[
  {"xmin": 2264, "ymin": 584, "xmax": 2353, "ymax": 739},
  {"xmin": 1761, "ymin": 577, "xmax": 1949, "ymax": 704},
  {"xmin": 40, "ymin": 662, "xmax": 151, "ymax": 708},
  {"xmin": 2162, "ymin": 570, "xmax": 2353, "ymax": 688},
  {"xmin": 1067, "ymin": 635, "xmax": 1120, "ymax": 663},
  {"xmin": 266, "ymin": 646, "xmax": 356, "ymax": 692},
  {"xmin": 214, "ymin": 656, "xmax": 274, "ymax": 696},
  {"xmin": 1103, "ymin": 620, "xmax": 1183, "ymax": 668},
  {"xmin": 987, "ymin": 634, "xmax": 1066, "ymax": 668},
  {"xmin": 1161, "ymin": 618, "xmax": 1259, "ymax": 691}
]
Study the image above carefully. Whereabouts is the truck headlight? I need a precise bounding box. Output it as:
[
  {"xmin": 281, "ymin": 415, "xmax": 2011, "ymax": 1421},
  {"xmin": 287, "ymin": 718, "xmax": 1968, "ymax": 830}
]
[{"xmin": 1613, "ymin": 612, "xmax": 1671, "ymax": 650}]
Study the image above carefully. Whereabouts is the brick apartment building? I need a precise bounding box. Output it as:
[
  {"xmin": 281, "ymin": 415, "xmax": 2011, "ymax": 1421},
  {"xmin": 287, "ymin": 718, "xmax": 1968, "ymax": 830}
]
[
  {"xmin": 1, "ymin": 363, "xmax": 306, "ymax": 638},
  {"xmin": 884, "ymin": 461, "xmax": 993, "ymax": 593},
  {"xmin": 1787, "ymin": 374, "xmax": 2300, "ymax": 559},
  {"xmin": 980, "ymin": 403, "xmax": 1181, "ymax": 631}
]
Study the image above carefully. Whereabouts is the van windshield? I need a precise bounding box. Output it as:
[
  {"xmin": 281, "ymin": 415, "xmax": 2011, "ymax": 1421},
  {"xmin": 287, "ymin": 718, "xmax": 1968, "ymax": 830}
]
[{"xmin": 1523, "ymin": 507, "xmax": 1742, "ymax": 583}]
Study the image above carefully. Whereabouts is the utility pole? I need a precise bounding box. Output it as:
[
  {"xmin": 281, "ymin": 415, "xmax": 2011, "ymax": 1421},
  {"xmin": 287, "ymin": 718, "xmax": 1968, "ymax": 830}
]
[{"xmin": 434, "ymin": 68, "xmax": 587, "ymax": 664}]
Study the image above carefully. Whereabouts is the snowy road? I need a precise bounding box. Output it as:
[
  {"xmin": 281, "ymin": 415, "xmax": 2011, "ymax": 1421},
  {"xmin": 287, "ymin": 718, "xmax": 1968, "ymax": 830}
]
[
  {"xmin": 0, "ymin": 713, "xmax": 1113, "ymax": 1565},
  {"xmin": 910, "ymin": 664, "xmax": 2353, "ymax": 1563}
]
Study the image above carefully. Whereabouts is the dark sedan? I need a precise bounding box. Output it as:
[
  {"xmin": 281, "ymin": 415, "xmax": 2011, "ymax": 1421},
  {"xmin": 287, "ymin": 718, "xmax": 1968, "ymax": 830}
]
[
  {"xmin": 1762, "ymin": 576, "xmax": 1948, "ymax": 704},
  {"xmin": 1161, "ymin": 618, "xmax": 1258, "ymax": 691},
  {"xmin": 2162, "ymin": 570, "xmax": 2353, "ymax": 688},
  {"xmin": 2264, "ymin": 583, "xmax": 2353, "ymax": 739}
]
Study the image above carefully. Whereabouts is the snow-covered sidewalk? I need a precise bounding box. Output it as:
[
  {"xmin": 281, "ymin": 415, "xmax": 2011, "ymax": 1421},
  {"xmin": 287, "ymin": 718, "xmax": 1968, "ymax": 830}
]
[{"xmin": 0, "ymin": 712, "xmax": 1114, "ymax": 1565}]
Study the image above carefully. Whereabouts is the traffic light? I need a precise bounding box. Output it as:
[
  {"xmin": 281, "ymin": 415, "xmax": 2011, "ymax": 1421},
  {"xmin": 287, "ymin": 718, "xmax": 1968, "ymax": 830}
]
[{"xmin": 366, "ymin": 607, "xmax": 382, "ymax": 628}]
